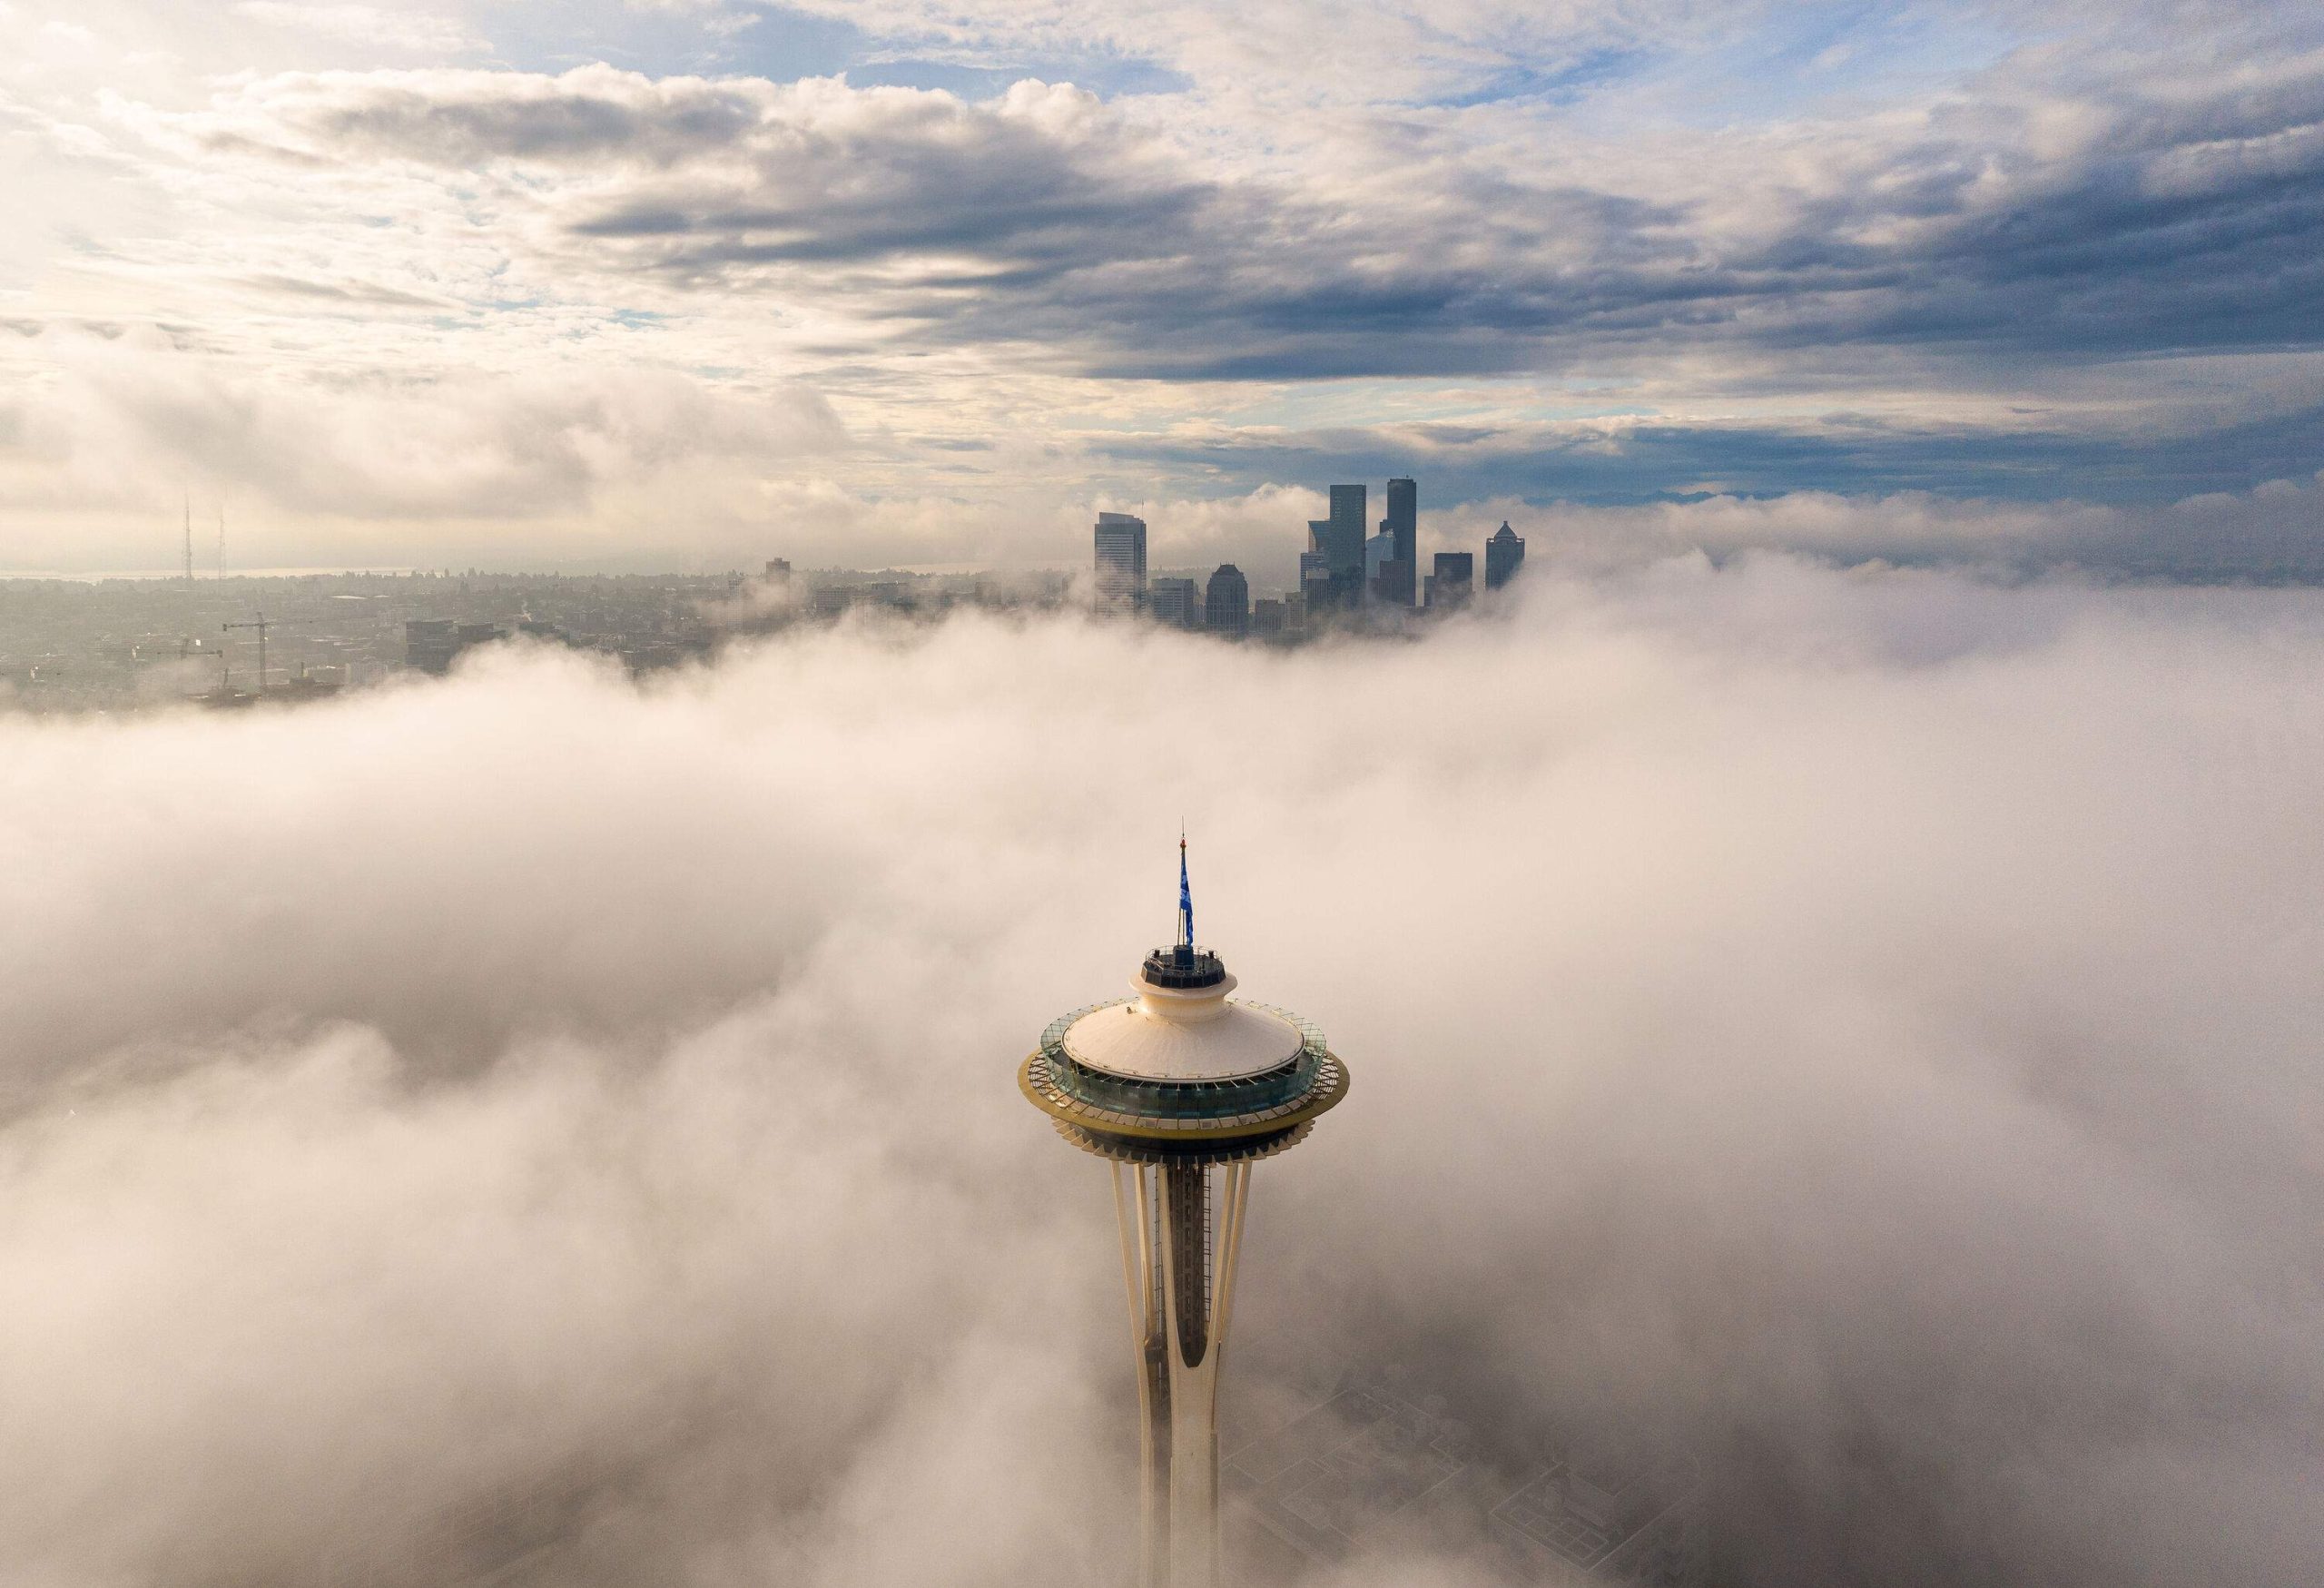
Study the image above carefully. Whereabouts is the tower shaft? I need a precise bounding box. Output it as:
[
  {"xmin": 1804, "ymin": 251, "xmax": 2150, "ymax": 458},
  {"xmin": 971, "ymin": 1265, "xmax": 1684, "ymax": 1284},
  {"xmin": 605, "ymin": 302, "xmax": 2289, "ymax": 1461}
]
[
  {"xmin": 1111, "ymin": 1160, "xmax": 1253, "ymax": 1588},
  {"xmin": 1026, "ymin": 863, "xmax": 1346, "ymax": 1588}
]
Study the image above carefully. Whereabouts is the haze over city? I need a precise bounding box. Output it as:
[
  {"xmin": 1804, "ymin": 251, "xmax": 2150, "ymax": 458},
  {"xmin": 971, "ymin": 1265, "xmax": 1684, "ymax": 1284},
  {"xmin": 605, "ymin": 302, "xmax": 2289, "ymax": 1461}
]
[{"xmin": 3, "ymin": 4, "xmax": 2322, "ymax": 1588}]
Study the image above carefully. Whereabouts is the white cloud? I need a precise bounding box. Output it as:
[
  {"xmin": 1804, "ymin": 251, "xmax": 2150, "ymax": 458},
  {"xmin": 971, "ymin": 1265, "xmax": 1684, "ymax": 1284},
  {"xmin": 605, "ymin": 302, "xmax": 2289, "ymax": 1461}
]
[
  {"xmin": 0, "ymin": 326, "xmax": 845, "ymax": 538},
  {"xmin": 233, "ymin": 3, "xmax": 485, "ymax": 54},
  {"xmin": 2, "ymin": 564, "xmax": 2322, "ymax": 1582},
  {"xmin": 2, "ymin": 3, "xmax": 2320, "ymax": 565}
]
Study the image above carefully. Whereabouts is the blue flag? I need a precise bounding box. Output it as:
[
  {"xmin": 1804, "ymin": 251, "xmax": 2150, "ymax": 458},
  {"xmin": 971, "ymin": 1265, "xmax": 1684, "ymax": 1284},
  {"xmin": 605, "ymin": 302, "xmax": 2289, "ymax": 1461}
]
[{"xmin": 1178, "ymin": 841, "xmax": 1194, "ymax": 948}]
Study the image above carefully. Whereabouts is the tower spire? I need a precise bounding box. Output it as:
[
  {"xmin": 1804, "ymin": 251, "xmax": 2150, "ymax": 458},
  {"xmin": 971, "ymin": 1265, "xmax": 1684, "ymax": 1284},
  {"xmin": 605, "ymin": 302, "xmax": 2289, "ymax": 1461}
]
[
  {"xmin": 1020, "ymin": 863, "xmax": 1351, "ymax": 1588},
  {"xmin": 1177, "ymin": 833, "xmax": 1193, "ymax": 951}
]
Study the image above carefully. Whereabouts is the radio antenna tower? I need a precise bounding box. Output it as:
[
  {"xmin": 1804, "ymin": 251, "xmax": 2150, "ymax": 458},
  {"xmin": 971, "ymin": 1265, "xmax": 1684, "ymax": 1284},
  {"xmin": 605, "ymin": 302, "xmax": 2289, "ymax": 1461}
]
[{"xmin": 182, "ymin": 493, "xmax": 194, "ymax": 583}]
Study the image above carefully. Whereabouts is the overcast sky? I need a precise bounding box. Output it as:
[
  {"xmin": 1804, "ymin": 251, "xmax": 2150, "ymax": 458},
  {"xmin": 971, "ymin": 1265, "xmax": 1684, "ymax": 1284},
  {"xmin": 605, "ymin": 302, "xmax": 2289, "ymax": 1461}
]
[{"xmin": 2, "ymin": 0, "xmax": 2320, "ymax": 571}]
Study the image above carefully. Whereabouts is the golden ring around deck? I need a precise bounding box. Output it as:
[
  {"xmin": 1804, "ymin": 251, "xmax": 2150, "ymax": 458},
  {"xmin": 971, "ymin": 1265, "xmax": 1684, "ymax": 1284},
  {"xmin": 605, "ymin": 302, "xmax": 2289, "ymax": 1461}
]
[{"xmin": 1018, "ymin": 1049, "xmax": 1350, "ymax": 1144}]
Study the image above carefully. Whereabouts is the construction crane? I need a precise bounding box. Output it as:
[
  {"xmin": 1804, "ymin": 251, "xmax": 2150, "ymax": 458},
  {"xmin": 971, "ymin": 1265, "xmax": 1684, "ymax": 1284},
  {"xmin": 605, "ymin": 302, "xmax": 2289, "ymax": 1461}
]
[{"xmin": 223, "ymin": 611, "xmax": 271, "ymax": 695}]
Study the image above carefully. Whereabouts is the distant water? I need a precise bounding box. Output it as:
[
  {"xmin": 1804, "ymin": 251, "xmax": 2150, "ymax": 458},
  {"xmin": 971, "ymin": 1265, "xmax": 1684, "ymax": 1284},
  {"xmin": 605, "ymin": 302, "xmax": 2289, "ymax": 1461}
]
[{"xmin": 0, "ymin": 569, "xmax": 421, "ymax": 581}]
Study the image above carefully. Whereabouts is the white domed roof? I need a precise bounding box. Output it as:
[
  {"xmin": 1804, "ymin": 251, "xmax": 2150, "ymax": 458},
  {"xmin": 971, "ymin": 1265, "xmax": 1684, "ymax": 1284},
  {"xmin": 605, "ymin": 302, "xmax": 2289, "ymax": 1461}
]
[{"xmin": 1062, "ymin": 968, "xmax": 1306, "ymax": 1082}]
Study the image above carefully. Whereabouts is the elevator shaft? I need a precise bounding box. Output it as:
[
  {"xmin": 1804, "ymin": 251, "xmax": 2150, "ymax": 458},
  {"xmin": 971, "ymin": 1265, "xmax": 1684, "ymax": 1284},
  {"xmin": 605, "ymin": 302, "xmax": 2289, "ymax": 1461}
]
[{"xmin": 1111, "ymin": 1159, "xmax": 1253, "ymax": 1588}]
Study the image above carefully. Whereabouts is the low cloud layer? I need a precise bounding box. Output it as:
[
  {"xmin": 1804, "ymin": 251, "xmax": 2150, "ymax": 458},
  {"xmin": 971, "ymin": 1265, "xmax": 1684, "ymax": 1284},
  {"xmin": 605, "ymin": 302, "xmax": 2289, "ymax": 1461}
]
[
  {"xmin": 3, "ymin": 558, "xmax": 2320, "ymax": 1584},
  {"xmin": 3, "ymin": 326, "xmax": 842, "ymax": 519}
]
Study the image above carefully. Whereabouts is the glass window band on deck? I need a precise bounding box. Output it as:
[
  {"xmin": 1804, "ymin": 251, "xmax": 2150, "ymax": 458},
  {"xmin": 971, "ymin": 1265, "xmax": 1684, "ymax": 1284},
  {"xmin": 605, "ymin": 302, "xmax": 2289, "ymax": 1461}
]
[
  {"xmin": 1019, "ymin": 1052, "xmax": 1346, "ymax": 1145},
  {"xmin": 1038, "ymin": 1000, "xmax": 1328, "ymax": 1120}
]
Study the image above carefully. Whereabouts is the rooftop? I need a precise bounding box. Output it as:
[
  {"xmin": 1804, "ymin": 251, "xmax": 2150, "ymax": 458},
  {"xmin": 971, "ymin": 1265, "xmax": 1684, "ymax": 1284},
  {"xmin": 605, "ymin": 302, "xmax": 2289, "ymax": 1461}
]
[
  {"xmin": 1019, "ymin": 841, "xmax": 1350, "ymax": 1157},
  {"xmin": 1061, "ymin": 970, "xmax": 1305, "ymax": 1083}
]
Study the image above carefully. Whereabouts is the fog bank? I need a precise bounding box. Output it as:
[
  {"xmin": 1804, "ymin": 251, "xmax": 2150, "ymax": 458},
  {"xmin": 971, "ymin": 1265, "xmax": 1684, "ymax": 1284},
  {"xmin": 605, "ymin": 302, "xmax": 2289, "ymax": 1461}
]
[{"xmin": 2, "ymin": 555, "xmax": 2320, "ymax": 1585}]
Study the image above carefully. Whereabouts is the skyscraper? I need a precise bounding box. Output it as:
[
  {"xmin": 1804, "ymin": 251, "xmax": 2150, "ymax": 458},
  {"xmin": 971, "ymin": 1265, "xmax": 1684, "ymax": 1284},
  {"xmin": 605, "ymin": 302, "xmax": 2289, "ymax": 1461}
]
[
  {"xmin": 1384, "ymin": 478, "xmax": 1417, "ymax": 607},
  {"xmin": 1325, "ymin": 484, "xmax": 1366, "ymax": 609},
  {"xmin": 1305, "ymin": 486, "xmax": 1368, "ymax": 617},
  {"xmin": 1095, "ymin": 513, "xmax": 1148, "ymax": 614},
  {"xmin": 1020, "ymin": 847, "xmax": 1351, "ymax": 1588},
  {"xmin": 1203, "ymin": 564, "xmax": 1249, "ymax": 637},
  {"xmin": 1298, "ymin": 549, "xmax": 1332, "ymax": 618},
  {"xmin": 1364, "ymin": 528, "xmax": 1395, "ymax": 606},
  {"xmin": 1428, "ymin": 550, "xmax": 1474, "ymax": 610},
  {"xmin": 1486, "ymin": 521, "xmax": 1525, "ymax": 589},
  {"xmin": 1150, "ymin": 577, "xmax": 1200, "ymax": 629}
]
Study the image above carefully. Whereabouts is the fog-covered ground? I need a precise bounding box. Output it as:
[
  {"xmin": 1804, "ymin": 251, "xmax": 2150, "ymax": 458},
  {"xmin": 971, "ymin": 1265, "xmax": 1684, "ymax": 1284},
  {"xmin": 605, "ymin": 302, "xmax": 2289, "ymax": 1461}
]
[{"xmin": 3, "ymin": 554, "xmax": 2319, "ymax": 1586}]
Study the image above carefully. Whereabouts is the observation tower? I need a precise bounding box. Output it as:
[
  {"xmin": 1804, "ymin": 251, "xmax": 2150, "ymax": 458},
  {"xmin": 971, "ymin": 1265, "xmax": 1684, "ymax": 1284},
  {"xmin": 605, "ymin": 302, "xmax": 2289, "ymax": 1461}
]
[{"xmin": 1020, "ymin": 843, "xmax": 1350, "ymax": 1588}]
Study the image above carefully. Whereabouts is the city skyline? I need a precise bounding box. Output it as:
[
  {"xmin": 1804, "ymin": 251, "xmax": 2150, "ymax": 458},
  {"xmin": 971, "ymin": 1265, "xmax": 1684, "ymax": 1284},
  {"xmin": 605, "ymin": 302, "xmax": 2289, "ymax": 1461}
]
[
  {"xmin": 1102, "ymin": 473, "xmax": 1524, "ymax": 636},
  {"xmin": 0, "ymin": 490, "xmax": 1515, "ymax": 711}
]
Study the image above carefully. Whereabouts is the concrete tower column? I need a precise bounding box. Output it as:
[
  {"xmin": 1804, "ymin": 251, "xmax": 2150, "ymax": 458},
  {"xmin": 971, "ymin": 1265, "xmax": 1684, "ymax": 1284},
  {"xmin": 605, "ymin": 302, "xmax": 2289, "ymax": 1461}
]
[
  {"xmin": 1112, "ymin": 1160, "xmax": 1253, "ymax": 1588},
  {"xmin": 1023, "ymin": 848, "xmax": 1347, "ymax": 1588}
]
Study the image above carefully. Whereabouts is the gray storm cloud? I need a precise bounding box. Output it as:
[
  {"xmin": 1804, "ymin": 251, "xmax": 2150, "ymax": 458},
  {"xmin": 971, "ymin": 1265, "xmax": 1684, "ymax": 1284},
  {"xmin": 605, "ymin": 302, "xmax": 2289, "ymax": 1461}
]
[
  {"xmin": 2, "ymin": 555, "xmax": 2321, "ymax": 1585},
  {"xmin": 148, "ymin": 35, "xmax": 2324, "ymax": 382}
]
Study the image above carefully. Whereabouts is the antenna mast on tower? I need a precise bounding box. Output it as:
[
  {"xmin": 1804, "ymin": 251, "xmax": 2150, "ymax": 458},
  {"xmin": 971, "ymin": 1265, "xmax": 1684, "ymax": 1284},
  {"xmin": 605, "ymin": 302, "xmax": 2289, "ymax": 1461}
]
[{"xmin": 182, "ymin": 493, "xmax": 193, "ymax": 583}]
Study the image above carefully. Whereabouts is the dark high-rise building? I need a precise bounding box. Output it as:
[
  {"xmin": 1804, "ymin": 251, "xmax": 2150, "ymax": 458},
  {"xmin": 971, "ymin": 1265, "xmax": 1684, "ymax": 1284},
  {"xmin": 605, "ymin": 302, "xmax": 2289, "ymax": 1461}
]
[
  {"xmin": 1428, "ymin": 551, "xmax": 1474, "ymax": 610},
  {"xmin": 1204, "ymin": 564, "xmax": 1250, "ymax": 638},
  {"xmin": 1299, "ymin": 549, "xmax": 1332, "ymax": 619},
  {"xmin": 1374, "ymin": 554, "xmax": 1412, "ymax": 609},
  {"xmin": 1364, "ymin": 529, "xmax": 1395, "ymax": 607},
  {"xmin": 1149, "ymin": 577, "xmax": 1199, "ymax": 630},
  {"xmin": 1485, "ymin": 521, "xmax": 1525, "ymax": 589},
  {"xmin": 1384, "ymin": 478, "xmax": 1417, "ymax": 606},
  {"xmin": 1094, "ymin": 513, "xmax": 1147, "ymax": 614},
  {"xmin": 1305, "ymin": 484, "xmax": 1367, "ymax": 616},
  {"xmin": 1327, "ymin": 484, "xmax": 1366, "ymax": 605}
]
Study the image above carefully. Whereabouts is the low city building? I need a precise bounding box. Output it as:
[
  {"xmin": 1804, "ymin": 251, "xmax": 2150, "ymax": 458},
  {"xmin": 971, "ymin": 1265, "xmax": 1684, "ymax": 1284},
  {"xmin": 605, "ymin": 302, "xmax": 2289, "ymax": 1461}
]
[
  {"xmin": 1428, "ymin": 551, "xmax": 1475, "ymax": 611},
  {"xmin": 1150, "ymin": 577, "xmax": 1201, "ymax": 629}
]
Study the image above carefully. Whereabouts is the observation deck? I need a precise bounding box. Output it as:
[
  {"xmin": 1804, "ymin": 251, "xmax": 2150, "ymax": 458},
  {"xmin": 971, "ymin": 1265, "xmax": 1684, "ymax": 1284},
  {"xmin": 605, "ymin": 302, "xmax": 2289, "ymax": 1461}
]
[
  {"xmin": 1019, "ymin": 942, "xmax": 1349, "ymax": 1164},
  {"xmin": 1022, "ymin": 841, "xmax": 1352, "ymax": 1588}
]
